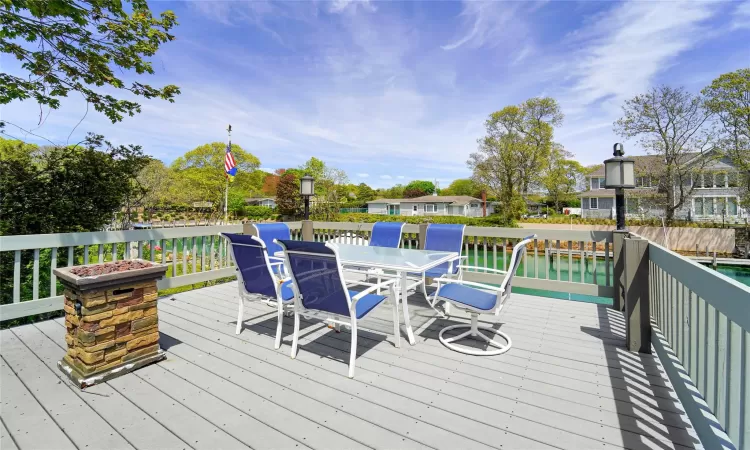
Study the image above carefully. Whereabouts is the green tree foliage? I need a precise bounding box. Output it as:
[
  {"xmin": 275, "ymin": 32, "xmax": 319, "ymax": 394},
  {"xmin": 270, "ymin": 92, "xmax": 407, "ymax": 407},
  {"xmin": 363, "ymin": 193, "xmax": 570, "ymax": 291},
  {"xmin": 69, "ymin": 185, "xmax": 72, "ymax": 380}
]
[
  {"xmin": 614, "ymin": 85, "xmax": 716, "ymax": 223},
  {"xmin": 441, "ymin": 179, "xmax": 483, "ymax": 197},
  {"xmin": 276, "ymin": 172, "xmax": 300, "ymax": 217},
  {"xmin": 378, "ymin": 184, "xmax": 405, "ymax": 199},
  {"xmin": 1, "ymin": 136, "xmax": 149, "ymax": 235},
  {"xmin": 297, "ymin": 157, "xmax": 348, "ymax": 220},
  {"xmin": 356, "ymin": 183, "xmax": 376, "ymax": 203},
  {"xmin": 403, "ymin": 180, "xmax": 435, "ymax": 198},
  {"xmin": 468, "ymin": 98, "xmax": 562, "ymax": 222},
  {"xmin": 136, "ymin": 159, "xmax": 174, "ymax": 217},
  {"xmin": 703, "ymin": 68, "xmax": 750, "ymax": 207},
  {"xmin": 541, "ymin": 145, "xmax": 585, "ymax": 213},
  {"xmin": 0, "ymin": 0, "xmax": 180, "ymax": 123},
  {"xmin": 170, "ymin": 142, "xmax": 261, "ymax": 214}
]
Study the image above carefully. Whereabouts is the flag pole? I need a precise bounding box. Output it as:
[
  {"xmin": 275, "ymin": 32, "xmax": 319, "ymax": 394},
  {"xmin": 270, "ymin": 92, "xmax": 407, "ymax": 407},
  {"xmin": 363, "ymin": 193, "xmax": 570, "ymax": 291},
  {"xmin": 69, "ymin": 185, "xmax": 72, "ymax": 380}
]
[{"xmin": 225, "ymin": 124, "xmax": 231, "ymax": 223}]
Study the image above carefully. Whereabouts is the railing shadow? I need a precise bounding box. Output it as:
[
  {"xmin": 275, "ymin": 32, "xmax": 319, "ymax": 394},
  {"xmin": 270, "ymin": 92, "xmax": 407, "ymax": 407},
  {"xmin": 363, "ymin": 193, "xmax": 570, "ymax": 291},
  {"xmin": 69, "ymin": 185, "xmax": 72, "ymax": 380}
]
[{"xmin": 580, "ymin": 304, "xmax": 703, "ymax": 449}]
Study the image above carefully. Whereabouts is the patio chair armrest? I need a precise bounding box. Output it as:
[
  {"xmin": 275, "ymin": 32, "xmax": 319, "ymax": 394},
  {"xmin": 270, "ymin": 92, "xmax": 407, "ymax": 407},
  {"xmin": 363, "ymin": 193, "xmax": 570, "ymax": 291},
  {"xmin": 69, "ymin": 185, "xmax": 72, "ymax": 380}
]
[
  {"xmin": 269, "ymin": 261, "xmax": 284, "ymax": 267},
  {"xmin": 434, "ymin": 277, "xmax": 505, "ymax": 294},
  {"xmin": 269, "ymin": 256, "xmax": 285, "ymax": 262},
  {"xmin": 351, "ymin": 278, "xmax": 398, "ymax": 303},
  {"xmin": 457, "ymin": 265, "xmax": 508, "ymax": 274}
]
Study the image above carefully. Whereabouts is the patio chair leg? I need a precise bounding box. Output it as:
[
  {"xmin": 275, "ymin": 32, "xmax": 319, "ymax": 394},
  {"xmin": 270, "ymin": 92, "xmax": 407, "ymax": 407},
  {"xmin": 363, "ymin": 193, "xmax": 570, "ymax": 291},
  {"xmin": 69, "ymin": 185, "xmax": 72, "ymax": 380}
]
[
  {"xmin": 235, "ymin": 298, "xmax": 244, "ymax": 335},
  {"xmin": 349, "ymin": 318, "xmax": 358, "ymax": 378},
  {"xmin": 291, "ymin": 308, "xmax": 300, "ymax": 359},
  {"xmin": 390, "ymin": 286, "xmax": 400, "ymax": 348},
  {"xmin": 438, "ymin": 313, "xmax": 512, "ymax": 356},
  {"xmin": 274, "ymin": 300, "xmax": 283, "ymax": 349},
  {"xmin": 377, "ymin": 274, "xmax": 382, "ymax": 295}
]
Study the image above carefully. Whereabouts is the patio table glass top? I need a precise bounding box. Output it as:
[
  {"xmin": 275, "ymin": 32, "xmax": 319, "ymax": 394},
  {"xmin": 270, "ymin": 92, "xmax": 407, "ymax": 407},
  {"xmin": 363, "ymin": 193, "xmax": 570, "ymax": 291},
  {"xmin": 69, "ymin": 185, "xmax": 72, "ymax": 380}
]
[{"xmin": 276, "ymin": 243, "xmax": 458, "ymax": 272}]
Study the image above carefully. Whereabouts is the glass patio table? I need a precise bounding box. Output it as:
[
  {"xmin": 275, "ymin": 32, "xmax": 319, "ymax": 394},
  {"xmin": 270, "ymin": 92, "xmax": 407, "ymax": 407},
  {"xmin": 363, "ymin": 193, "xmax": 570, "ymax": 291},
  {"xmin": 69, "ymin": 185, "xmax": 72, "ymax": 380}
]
[{"xmin": 277, "ymin": 244, "xmax": 458, "ymax": 345}]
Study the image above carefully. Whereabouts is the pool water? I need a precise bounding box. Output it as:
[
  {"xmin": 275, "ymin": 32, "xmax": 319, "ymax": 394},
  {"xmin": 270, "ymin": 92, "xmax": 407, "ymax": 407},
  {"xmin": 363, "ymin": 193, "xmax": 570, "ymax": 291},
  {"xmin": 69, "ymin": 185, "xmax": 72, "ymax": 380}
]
[{"xmin": 706, "ymin": 264, "xmax": 750, "ymax": 288}]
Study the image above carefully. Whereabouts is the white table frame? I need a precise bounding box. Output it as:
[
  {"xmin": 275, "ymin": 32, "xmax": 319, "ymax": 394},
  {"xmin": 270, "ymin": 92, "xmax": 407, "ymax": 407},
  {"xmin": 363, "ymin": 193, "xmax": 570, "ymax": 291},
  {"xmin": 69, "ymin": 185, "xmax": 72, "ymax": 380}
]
[{"xmin": 277, "ymin": 245, "xmax": 458, "ymax": 345}]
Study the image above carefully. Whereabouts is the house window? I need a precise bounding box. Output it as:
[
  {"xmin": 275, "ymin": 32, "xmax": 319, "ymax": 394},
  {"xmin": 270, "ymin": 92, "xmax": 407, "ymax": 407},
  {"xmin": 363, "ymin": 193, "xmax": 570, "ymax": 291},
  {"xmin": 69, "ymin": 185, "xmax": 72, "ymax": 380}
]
[
  {"xmin": 728, "ymin": 172, "xmax": 739, "ymax": 187},
  {"xmin": 699, "ymin": 173, "xmax": 713, "ymax": 188},
  {"xmin": 727, "ymin": 197, "xmax": 738, "ymax": 215},
  {"xmin": 425, "ymin": 204, "xmax": 436, "ymax": 213},
  {"xmin": 412, "ymin": 205, "xmax": 418, "ymax": 212},
  {"xmin": 635, "ymin": 176, "xmax": 652, "ymax": 188},
  {"xmin": 694, "ymin": 198, "xmax": 703, "ymax": 215},
  {"xmin": 716, "ymin": 198, "xmax": 726, "ymax": 215},
  {"xmin": 591, "ymin": 178, "xmax": 600, "ymax": 190},
  {"xmin": 705, "ymin": 197, "xmax": 715, "ymax": 215},
  {"xmin": 626, "ymin": 198, "xmax": 639, "ymax": 214},
  {"xmin": 715, "ymin": 173, "xmax": 727, "ymax": 188},
  {"xmin": 590, "ymin": 198, "xmax": 598, "ymax": 209}
]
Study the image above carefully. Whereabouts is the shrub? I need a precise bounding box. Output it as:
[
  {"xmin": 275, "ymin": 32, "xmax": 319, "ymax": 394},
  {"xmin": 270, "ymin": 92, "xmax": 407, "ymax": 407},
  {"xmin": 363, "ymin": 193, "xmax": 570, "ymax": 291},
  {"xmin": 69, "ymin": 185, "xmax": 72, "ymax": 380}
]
[{"xmin": 245, "ymin": 206, "xmax": 275, "ymax": 220}]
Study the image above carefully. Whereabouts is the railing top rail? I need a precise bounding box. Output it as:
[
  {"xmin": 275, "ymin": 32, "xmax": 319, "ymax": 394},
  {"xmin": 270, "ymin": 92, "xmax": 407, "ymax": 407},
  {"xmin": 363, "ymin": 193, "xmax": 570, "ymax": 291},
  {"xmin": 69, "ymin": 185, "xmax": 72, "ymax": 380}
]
[
  {"xmin": 463, "ymin": 226, "xmax": 612, "ymax": 241},
  {"xmin": 649, "ymin": 240, "xmax": 750, "ymax": 331},
  {"xmin": 0, "ymin": 224, "xmax": 243, "ymax": 251}
]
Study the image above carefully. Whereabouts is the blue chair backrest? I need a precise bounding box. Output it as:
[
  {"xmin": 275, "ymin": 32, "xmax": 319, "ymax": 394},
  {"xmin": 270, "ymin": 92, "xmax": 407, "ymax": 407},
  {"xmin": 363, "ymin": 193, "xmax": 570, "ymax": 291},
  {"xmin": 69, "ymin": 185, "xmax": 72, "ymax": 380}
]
[
  {"xmin": 276, "ymin": 240, "xmax": 351, "ymax": 316},
  {"xmin": 501, "ymin": 235, "xmax": 535, "ymax": 296},
  {"xmin": 252, "ymin": 223, "xmax": 291, "ymax": 258},
  {"xmin": 424, "ymin": 224, "xmax": 466, "ymax": 274},
  {"xmin": 369, "ymin": 222, "xmax": 404, "ymax": 248},
  {"xmin": 221, "ymin": 233, "xmax": 277, "ymax": 298}
]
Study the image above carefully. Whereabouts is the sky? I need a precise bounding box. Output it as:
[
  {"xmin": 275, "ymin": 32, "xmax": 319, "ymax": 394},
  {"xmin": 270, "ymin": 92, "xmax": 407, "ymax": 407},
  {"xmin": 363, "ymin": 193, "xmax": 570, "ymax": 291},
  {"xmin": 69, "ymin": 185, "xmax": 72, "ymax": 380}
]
[{"xmin": 2, "ymin": 0, "xmax": 750, "ymax": 188}]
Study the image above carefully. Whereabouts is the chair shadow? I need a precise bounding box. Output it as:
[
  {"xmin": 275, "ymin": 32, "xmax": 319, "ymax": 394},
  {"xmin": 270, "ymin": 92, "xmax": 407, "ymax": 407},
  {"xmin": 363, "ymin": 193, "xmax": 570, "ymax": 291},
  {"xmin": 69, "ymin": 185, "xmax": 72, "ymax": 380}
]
[{"xmin": 579, "ymin": 304, "xmax": 702, "ymax": 450}]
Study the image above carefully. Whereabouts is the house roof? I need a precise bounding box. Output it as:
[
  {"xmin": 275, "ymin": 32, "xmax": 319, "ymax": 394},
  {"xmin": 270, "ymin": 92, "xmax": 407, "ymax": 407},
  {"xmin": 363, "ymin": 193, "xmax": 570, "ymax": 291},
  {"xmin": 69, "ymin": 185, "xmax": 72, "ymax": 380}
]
[
  {"xmin": 399, "ymin": 195, "xmax": 481, "ymax": 205},
  {"xmin": 366, "ymin": 198, "xmax": 403, "ymax": 204},
  {"xmin": 245, "ymin": 197, "xmax": 275, "ymax": 202},
  {"xmin": 578, "ymin": 188, "xmax": 662, "ymax": 198},
  {"xmin": 587, "ymin": 153, "xmax": 701, "ymax": 177}
]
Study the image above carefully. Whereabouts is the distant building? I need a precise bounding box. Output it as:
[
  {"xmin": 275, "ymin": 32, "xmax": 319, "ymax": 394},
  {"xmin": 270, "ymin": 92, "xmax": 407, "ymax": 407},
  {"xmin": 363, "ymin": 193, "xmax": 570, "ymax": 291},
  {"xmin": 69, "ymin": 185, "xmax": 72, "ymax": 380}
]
[
  {"xmin": 579, "ymin": 151, "xmax": 748, "ymax": 221},
  {"xmin": 245, "ymin": 198, "xmax": 276, "ymax": 208},
  {"xmin": 367, "ymin": 196, "xmax": 491, "ymax": 217}
]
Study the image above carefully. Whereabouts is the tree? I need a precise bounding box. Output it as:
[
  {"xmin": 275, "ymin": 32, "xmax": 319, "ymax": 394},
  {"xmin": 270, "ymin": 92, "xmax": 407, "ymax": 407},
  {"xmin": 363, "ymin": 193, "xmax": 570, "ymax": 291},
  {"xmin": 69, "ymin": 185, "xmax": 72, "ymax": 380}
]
[
  {"xmin": 170, "ymin": 142, "xmax": 261, "ymax": 215},
  {"xmin": 378, "ymin": 184, "xmax": 405, "ymax": 199},
  {"xmin": 514, "ymin": 98, "xmax": 564, "ymax": 193},
  {"xmin": 614, "ymin": 85, "xmax": 716, "ymax": 223},
  {"xmin": 356, "ymin": 183, "xmax": 376, "ymax": 203},
  {"xmin": 441, "ymin": 179, "xmax": 483, "ymax": 197},
  {"xmin": 403, "ymin": 180, "xmax": 435, "ymax": 198},
  {"xmin": 136, "ymin": 159, "xmax": 173, "ymax": 218},
  {"xmin": 541, "ymin": 145, "xmax": 585, "ymax": 212},
  {"xmin": 703, "ymin": 69, "xmax": 750, "ymax": 207},
  {"xmin": 1, "ymin": 135, "xmax": 149, "ymax": 236},
  {"xmin": 261, "ymin": 172, "xmax": 281, "ymax": 196},
  {"xmin": 1, "ymin": 0, "xmax": 180, "ymax": 124},
  {"xmin": 297, "ymin": 157, "xmax": 349, "ymax": 220},
  {"xmin": 276, "ymin": 172, "xmax": 300, "ymax": 217}
]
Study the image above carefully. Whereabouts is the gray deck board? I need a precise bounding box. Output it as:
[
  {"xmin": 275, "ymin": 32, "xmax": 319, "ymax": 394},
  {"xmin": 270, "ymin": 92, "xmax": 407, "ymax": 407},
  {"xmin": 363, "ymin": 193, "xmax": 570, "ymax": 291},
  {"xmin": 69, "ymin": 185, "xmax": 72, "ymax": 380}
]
[
  {"xmin": 171, "ymin": 288, "xmax": 698, "ymax": 449},
  {"xmin": 1, "ymin": 328, "xmax": 133, "ymax": 449},
  {"xmin": 18, "ymin": 321, "xmax": 189, "ymax": 450},
  {"xmin": 1, "ymin": 280, "xmax": 703, "ymax": 450}
]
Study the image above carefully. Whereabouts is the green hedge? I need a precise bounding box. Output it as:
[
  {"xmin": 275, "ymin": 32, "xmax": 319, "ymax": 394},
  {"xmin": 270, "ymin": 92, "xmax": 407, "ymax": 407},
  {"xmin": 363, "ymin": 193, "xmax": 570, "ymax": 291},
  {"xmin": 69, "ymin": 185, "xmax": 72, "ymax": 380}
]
[
  {"xmin": 336, "ymin": 213, "xmax": 516, "ymax": 228},
  {"xmin": 244, "ymin": 206, "xmax": 275, "ymax": 220}
]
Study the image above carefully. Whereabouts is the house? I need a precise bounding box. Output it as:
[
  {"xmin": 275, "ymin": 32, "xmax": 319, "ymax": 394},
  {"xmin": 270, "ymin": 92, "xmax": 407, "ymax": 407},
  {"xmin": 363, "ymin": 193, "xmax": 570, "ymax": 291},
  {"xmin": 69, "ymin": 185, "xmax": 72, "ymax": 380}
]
[
  {"xmin": 245, "ymin": 197, "xmax": 277, "ymax": 208},
  {"xmin": 524, "ymin": 198, "xmax": 546, "ymax": 217},
  {"xmin": 367, "ymin": 195, "xmax": 492, "ymax": 217},
  {"xmin": 579, "ymin": 152, "xmax": 748, "ymax": 221}
]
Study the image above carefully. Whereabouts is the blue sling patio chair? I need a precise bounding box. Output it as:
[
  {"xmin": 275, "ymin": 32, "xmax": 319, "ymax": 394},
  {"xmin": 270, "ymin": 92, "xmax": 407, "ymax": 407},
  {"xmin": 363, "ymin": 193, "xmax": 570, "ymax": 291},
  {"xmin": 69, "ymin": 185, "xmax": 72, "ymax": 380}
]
[
  {"xmin": 433, "ymin": 235, "xmax": 536, "ymax": 356},
  {"xmin": 220, "ymin": 233, "xmax": 294, "ymax": 349},
  {"xmin": 249, "ymin": 223, "xmax": 291, "ymax": 276},
  {"xmin": 276, "ymin": 239, "xmax": 400, "ymax": 378},
  {"xmin": 342, "ymin": 221, "xmax": 405, "ymax": 293},
  {"xmin": 406, "ymin": 224, "xmax": 467, "ymax": 309}
]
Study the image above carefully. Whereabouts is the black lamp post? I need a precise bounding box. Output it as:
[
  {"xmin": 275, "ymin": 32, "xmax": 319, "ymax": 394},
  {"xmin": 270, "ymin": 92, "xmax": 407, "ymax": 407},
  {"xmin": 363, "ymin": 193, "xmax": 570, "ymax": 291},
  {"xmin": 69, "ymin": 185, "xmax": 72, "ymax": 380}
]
[
  {"xmin": 604, "ymin": 143, "xmax": 636, "ymax": 230},
  {"xmin": 300, "ymin": 174, "xmax": 315, "ymax": 220}
]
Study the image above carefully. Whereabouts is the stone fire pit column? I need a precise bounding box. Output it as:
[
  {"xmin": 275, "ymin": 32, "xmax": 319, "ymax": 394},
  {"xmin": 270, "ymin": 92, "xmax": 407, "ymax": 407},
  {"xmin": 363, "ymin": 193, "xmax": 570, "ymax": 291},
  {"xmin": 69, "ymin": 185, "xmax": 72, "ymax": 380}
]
[{"xmin": 54, "ymin": 259, "xmax": 168, "ymax": 388}]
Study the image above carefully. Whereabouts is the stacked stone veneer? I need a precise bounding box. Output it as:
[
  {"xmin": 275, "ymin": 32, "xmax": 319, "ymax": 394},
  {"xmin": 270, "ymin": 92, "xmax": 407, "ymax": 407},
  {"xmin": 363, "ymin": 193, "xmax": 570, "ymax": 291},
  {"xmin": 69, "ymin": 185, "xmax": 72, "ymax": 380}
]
[{"xmin": 63, "ymin": 280, "xmax": 160, "ymax": 377}]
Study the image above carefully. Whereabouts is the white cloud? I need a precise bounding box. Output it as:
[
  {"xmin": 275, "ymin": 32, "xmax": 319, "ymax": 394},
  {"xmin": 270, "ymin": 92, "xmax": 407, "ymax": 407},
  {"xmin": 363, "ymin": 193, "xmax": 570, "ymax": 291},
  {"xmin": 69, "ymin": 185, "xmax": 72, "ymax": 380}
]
[
  {"xmin": 380, "ymin": 175, "xmax": 393, "ymax": 179},
  {"xmin": 397, "ymin": 175, "xmax": 405, "ymax": 179},
  {"xmin": 441, "ymin": 1, "xmax": 536, "ymax": 51},
  {"xmin": 732, "ymin": 1, "xmax": 750, "ymax": 30},
  {"xmin": 357, "ymin": 173, "xmax": 369, "ymax": 178},
  {"xmin": 329, "ymin": 0, "xmax": 376, "ymax": 14}
]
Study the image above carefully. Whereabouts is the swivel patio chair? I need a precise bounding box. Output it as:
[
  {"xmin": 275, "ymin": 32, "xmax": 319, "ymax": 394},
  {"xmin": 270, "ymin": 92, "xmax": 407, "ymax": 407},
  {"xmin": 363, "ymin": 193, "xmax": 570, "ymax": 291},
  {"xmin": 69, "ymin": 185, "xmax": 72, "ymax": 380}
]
[
  {"xmin": 276, "ymin": 239, "xmax": 400, "ymax": 378},
  {"xmin": 220, "ymin": 233, "xmax": 294, "ymax": 349},
  {"xmin": 434, "ymin": 235, "xmax": 535, "ymax": 356}
]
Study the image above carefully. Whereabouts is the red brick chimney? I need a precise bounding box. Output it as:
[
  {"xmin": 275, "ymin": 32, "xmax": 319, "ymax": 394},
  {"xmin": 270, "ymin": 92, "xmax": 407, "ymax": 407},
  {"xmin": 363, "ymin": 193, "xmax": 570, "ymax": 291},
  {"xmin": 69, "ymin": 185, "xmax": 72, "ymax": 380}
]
[{"xmin": 482, "ymin": 190, "xmax": 487, "ymax": 217}]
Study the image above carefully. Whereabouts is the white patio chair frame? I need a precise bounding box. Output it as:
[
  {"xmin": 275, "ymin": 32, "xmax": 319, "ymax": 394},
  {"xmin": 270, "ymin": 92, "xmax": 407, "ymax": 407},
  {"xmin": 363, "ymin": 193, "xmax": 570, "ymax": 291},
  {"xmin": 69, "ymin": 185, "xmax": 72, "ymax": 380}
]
[
  {"xmin": 278, "ymin": 240, "xmax": 400, "ymax": 378},
  {"xmin": 220, "ymin": 233, "xmax": 293, "ymax": 349},
  {"xmin": 339, "ymin": 222, "xmax": 406, "ymax": 295},
  {"xmin": 433, "ymin": 235, "xmax": 536, "ymax": 356}
]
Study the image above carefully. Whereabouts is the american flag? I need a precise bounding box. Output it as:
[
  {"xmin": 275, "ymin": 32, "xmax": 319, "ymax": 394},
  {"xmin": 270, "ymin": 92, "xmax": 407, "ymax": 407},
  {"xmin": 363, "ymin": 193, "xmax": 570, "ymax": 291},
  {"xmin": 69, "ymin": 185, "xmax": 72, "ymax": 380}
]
[{"xmin": 224, "ymin": 141, "xmax": 237, "ymax": 181}]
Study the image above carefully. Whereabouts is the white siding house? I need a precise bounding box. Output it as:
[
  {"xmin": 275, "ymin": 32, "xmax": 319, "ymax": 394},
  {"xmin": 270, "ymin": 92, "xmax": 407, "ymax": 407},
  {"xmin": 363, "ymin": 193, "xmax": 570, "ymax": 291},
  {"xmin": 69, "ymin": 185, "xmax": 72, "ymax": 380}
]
[
  {"xmin": 367, "ymin": 196, "xmax": 491, "ymax": 217},
  {"xmin": 245, "ymin": 198, "xmax": 277, "ymax": 208}
]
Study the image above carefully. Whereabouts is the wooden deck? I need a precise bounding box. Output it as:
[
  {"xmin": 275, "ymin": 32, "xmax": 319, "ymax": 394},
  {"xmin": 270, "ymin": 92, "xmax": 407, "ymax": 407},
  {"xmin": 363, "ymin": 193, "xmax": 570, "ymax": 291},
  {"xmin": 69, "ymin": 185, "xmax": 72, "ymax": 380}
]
[{"xmin": 1, "ymin": 280, "xmax": 702, "ymax": 450}]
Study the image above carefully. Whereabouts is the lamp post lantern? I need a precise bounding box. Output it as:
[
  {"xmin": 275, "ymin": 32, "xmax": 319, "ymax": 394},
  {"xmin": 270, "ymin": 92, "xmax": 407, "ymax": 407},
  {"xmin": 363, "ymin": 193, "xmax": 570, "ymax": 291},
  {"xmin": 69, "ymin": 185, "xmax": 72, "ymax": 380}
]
[
  {"xmin": 604, "ymin": 143, "xmax": 636, "ymax": 231},
  {"xmin": 300, "ymin": 174, "xmax": 315, "ymax": 220}
]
